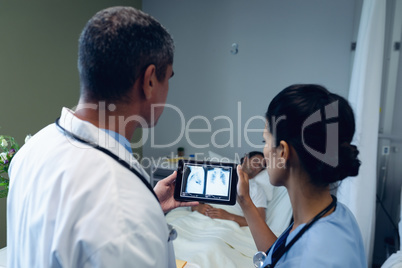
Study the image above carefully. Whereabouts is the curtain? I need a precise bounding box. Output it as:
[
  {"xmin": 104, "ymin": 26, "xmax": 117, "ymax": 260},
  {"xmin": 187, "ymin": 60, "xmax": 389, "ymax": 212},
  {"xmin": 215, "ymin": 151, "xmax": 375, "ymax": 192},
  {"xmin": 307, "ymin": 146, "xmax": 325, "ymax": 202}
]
[{"xmin": 337, "ymin": 0, "xmax": 385, "ymax": 266}]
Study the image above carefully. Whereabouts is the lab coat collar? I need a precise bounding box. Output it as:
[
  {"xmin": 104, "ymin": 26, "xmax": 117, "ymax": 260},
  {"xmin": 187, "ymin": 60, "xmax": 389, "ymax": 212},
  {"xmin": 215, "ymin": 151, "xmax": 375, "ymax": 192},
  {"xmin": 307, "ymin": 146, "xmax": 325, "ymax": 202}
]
[{"xmin": 58, "ymin": 107, "xmax": 149, "ymax": 180}]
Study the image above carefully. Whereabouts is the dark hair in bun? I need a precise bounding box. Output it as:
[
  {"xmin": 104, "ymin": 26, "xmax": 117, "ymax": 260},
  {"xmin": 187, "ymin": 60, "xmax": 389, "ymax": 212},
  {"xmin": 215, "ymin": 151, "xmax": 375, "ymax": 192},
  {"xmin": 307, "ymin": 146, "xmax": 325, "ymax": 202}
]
[{"xmin": 266, "ymin": 84, "xmax": 361, "ymax": 187}]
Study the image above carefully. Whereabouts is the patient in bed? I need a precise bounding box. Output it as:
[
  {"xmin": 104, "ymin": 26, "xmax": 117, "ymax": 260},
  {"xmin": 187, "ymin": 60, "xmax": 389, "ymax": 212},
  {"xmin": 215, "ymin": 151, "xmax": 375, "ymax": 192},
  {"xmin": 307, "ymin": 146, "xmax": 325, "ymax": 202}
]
[
  {"xmin": 191, "ymin": 151, "xmax": 267, "ymax": 226},
  {"xmin": 166, "ymin": 151, "xmax": 291, "ymax": 267}
]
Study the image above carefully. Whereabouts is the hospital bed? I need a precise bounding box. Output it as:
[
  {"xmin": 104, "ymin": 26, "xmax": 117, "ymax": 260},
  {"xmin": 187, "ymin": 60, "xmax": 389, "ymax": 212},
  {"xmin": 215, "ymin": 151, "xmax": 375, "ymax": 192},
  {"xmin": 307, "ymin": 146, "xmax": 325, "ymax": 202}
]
[
  {"xmin": 0, "ymin": 247, "xmax": 6, "ymax": 268},
  {"xmin": 381, "ymin": 186, "xmax": 402, "ymax": 268},
  {"xmin": 166, "ymin": 174, "xmax": 292, "ymax": 268}
]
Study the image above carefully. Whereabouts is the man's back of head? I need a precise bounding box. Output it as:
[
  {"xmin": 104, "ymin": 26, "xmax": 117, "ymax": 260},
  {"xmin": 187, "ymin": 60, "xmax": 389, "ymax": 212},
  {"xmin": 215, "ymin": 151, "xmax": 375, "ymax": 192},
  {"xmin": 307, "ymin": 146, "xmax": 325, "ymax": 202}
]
[{"xmin": 77, "ymin": 6, "xmax": 174, "ymax": 103}]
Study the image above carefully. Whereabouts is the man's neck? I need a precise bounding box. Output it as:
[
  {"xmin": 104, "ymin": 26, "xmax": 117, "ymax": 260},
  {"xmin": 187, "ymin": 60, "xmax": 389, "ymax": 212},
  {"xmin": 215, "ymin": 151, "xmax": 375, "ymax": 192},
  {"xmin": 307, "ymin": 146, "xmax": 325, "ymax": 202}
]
[{"xmin": 74, "ymin": 100, "xmax": 141, "ymax": 141}]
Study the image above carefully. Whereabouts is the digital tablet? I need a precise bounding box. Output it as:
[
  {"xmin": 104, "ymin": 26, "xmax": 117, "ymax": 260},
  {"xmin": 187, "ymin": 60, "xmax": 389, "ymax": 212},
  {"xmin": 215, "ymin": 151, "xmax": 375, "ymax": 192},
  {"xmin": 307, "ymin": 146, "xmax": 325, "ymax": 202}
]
[{"xmin": 174, "ymin": 159, "xmax": 238, "ymax": 205}]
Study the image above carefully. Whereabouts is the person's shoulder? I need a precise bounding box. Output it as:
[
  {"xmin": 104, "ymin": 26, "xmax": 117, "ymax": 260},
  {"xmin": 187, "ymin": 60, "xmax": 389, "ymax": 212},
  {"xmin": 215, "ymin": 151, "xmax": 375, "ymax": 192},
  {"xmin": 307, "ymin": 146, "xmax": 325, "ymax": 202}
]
[
  {"xmin": 252, "ymin": 169, "xmax": 274, "ymax": 201},
  {"xmin": 248, "ymin": 179, "xmax": 268, "ymax": 207},
  {"xmin": 10, "ymin": 123, "xmax": 64, "ymax": 173},
  {"xmin": 299, "ymin": 202, "xmax": 367, "ymax": 267},
  {"xmin": 308, "ymin": 202, "xmax": 362, "ymax": 241},
  {"xmin": 327, "ymin": 202, "xmax": 362, "ymax": 232}
]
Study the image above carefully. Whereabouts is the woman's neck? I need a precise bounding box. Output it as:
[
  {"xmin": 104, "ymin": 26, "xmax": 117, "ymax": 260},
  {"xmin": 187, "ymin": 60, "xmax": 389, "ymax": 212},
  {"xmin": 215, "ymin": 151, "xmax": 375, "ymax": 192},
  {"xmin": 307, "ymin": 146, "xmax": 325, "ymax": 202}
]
[{"xmin": 286, "ymin": 176, "xmax": 333, "ymax": 232}]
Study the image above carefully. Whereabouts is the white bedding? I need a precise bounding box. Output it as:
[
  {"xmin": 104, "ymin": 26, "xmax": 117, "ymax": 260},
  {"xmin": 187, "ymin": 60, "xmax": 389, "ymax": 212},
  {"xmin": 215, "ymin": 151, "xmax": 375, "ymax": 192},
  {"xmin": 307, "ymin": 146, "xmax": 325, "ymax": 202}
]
[
  {"xmin": 382, "ymin": 252, "xmax": 402, "ymax": 268},
  {"xmin": 167, "ymin": 208, "xmax": 256, "ymax": 267},
  {"xmin": 166, "ymin": 185, "xmax": 292, "ymax": 268},
  {"xmin": 381, "ymin": 186, "xmax": 402, "ymax": 268},
  {"xmin": 0, "ymin": 247, "xmax": 6, "ymax": 268}
]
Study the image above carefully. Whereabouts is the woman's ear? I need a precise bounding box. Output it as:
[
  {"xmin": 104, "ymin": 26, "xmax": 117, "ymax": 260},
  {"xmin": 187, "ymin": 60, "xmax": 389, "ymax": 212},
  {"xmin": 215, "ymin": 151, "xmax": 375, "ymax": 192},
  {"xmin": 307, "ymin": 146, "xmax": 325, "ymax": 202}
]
[
  {"xmin": 278, "ymin": 140, "xmax": 290, "ymax": 162},
  {"xmin": 142, "ymin": 64, "xmax": 157, "ymax": 100}
]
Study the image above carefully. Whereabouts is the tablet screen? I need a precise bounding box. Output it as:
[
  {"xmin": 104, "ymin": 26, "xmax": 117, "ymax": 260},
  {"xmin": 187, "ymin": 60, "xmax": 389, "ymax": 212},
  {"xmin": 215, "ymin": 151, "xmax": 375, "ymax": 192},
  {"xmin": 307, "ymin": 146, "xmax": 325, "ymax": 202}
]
[{"xmin": 174, "ymin": 160, "xmax": 237, "ymax": 205}]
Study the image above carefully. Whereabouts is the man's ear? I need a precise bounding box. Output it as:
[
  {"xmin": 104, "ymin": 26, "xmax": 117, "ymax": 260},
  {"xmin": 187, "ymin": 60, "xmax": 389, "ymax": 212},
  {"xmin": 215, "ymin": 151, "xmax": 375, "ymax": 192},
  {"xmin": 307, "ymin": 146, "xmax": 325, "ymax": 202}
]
[
  {"xmin": 278, "ymin": 140, "xmax": 290, "ymax": 161},
  {"xmin": 142, "ymin": 64, "xmax": 157, "ymax": 100}
]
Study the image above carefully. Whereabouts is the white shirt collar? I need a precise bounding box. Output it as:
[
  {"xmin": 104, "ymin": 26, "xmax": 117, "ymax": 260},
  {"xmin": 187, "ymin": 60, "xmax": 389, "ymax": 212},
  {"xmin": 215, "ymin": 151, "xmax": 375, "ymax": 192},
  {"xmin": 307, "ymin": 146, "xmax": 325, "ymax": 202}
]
[{"xmin": 58, "ymin": 107, "xmax": 149, "ymax": 180}]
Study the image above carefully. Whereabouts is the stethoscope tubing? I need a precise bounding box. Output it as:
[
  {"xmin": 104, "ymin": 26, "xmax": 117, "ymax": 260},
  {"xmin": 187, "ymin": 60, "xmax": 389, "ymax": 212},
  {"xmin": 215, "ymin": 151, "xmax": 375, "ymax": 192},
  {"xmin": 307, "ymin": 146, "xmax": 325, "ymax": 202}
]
[
  {"xmin": 264, "ymin": 195, "xmax": 337, "ymax": 268},
  {"xmin": 55, "ymin": 118, "xmax": 158, "ymax": 201}
]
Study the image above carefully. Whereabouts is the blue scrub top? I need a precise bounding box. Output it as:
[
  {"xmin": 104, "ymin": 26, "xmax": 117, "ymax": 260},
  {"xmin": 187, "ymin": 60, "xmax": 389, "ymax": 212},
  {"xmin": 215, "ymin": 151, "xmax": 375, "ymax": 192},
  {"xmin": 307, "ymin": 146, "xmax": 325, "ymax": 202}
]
[{"xmin": 262, "ymin": 202, "xmax": 367, "ymax": 267}]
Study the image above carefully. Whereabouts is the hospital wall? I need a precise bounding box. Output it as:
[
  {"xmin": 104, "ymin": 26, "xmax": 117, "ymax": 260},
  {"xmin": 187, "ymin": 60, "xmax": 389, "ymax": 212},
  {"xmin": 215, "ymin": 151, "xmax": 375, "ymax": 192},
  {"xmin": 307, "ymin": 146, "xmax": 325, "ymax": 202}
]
[
  {"xmin": 142, "ymin": 0, "xmax": 359, "ymax": 162},
  {"xmin": 0, "ymin": 0, "xmax": 142, "ymax": 249}
]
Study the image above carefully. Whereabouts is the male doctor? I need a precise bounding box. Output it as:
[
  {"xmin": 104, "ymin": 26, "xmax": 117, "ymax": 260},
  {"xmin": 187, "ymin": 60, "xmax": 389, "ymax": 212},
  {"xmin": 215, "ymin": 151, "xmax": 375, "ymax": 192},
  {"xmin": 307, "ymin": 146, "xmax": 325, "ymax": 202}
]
[{"xmin": 7, "ymin": 6, "xmax": 196, "ymax": 268}]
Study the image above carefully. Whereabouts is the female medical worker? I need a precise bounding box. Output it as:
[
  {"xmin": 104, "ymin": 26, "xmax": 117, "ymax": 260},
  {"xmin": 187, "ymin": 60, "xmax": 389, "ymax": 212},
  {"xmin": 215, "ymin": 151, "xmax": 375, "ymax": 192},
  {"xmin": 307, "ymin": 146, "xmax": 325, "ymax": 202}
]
[{"xmin": 237, "ymin": 84, "xmax": 367, "ymax": 267}]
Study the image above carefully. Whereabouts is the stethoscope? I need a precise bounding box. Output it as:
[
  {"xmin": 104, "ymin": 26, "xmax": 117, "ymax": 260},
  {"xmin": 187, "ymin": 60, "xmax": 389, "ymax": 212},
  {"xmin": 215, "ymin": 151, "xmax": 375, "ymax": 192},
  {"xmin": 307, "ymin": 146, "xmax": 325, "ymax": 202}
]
[
  {"xmin": 253, "ymin": 195, "xmax": 337, "ymax": 268},
  {"xmin": 55, "ymin": 118, "xmax": 177, "ymax": 242}
]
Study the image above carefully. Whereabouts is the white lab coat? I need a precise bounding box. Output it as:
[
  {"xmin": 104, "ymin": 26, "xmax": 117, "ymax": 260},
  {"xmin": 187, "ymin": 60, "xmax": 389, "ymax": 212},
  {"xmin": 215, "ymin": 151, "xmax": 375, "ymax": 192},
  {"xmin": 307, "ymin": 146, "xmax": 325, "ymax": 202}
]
[{"xmin": 7, "ymin": 107, "xmax": 176, "ymax": 268}]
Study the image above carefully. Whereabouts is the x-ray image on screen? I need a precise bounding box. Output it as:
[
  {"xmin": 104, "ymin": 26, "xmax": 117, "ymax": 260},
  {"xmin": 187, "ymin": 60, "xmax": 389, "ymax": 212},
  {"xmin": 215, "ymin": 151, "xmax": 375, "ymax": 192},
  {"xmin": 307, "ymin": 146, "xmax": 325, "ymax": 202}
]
[
  {"xmin": 175, "ymin": 160, "xmax": 237, "ymax": 205},
  {"xmin": 205, "ymin": 167, "xmax": 230, "ymax": 196},
  {"xmin": 184, "ymin": 165, "xmax": 205, "ymax": 194}
]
